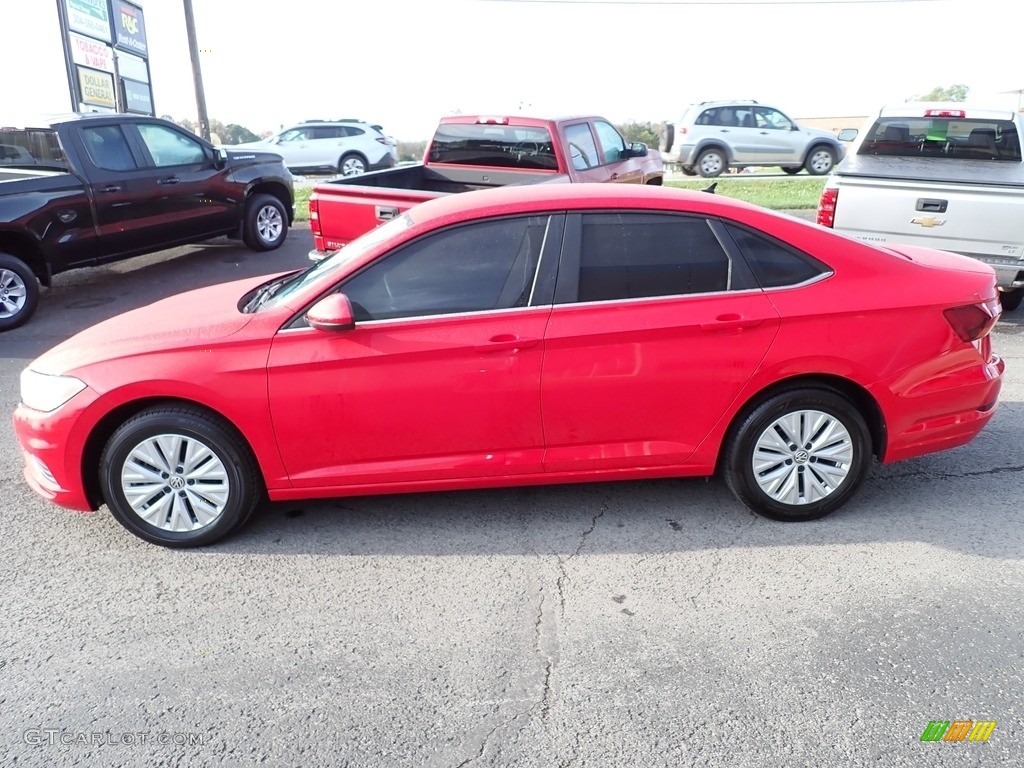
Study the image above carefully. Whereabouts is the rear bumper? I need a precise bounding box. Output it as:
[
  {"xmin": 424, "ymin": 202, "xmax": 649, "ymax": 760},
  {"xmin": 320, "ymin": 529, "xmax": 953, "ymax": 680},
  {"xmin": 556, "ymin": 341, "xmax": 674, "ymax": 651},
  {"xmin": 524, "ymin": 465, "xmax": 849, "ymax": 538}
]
[
  {"xmin": 875, "ymin": 351, "xmax": 1004, "ymax": 463},
  {"xmin": 368, "ymin": 155, "xmax": 396, "ymax": 172}
]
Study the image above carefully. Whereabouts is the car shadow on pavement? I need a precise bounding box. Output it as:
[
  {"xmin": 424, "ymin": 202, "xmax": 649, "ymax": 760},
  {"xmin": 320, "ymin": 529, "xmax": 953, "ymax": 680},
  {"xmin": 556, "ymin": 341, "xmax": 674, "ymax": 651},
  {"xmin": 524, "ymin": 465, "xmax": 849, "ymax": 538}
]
[{"xmin": 201, "ymin": 400, "xmax": 1024, "ymax": 561}]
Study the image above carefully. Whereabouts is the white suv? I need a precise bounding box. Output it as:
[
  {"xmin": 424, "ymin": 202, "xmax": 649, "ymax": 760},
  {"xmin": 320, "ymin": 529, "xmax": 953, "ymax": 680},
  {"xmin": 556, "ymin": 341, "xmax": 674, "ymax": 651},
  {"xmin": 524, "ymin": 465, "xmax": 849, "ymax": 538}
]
[
  {"xmin": 237, "ymin": 119, "xmax": 397, "ymax": 176},
  {"xmin": 664, "ymin": 100, "xmax": 845, "ymax": 177}
]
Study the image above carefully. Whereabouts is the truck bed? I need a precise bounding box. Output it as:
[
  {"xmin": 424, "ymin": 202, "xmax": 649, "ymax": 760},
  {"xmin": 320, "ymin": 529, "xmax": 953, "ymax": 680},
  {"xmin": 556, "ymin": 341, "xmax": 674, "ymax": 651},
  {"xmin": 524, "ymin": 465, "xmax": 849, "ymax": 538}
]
[{"xmin": 319, "ymin": 163, "xmax": 561, "ymax": 194}]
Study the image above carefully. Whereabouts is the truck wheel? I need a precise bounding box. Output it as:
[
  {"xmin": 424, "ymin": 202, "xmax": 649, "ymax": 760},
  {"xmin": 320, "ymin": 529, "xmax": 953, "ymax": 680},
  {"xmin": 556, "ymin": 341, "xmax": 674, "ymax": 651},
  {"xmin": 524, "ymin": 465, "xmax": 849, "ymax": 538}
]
[
  {"xmin": 804, "ymin": 146, "xmax": 836, "ymax": 175},
  {"xmin": 242, "ymin": 194, "xmax": 288, "ymax": 252},
  {"xmin": 339, "ymin": 153, "xmax": 367, "ymax": 176},
  {"xmin": 0, "ymin": 253, "xmax": 40, "ymax": 331},
  {"xmin": 1000, "ymin": 287, "xmax": 1024, "ymax": 312},
  {"xmin": 696, "ymin": 148, "xmax": 726, "ymax": 177}
]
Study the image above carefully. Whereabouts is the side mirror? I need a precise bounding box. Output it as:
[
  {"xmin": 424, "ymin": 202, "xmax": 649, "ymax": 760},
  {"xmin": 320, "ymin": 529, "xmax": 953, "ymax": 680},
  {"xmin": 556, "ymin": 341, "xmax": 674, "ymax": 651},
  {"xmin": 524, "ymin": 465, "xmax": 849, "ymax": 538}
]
[
  {"xmin": 306, "ymin": 293, "xmax": 355, "ymax": 332},
  {"xmin": 628, "ymin": 142, "xmax": 649, "ymax": 157},
  {"xmin": 837, "ymin": 128, "xmax": 859, "ymax": 142},
  {"xmin": 215, "ymin": 147, "xmax": 228, "ymax": 168}
]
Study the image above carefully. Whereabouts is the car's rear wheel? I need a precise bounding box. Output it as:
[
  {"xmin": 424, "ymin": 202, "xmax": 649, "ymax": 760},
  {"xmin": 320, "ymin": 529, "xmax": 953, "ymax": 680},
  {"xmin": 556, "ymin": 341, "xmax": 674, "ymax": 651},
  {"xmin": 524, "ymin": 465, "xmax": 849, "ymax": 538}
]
[
  {"xmin": 99, "ymin": 406, "xmax": 263, "ymax": 548},
  {"xmin": 804, "ymin": 146, "xmax": 837, "ymax": 175},
  {"xmin": 242, "ymin": 193, "xmax": 288, "ymax": 251},
  {"xmin": 723, "ymin": 388, "xmax": 872, "ymax": 521},
  {"xmin": 782, "ymin": 167, "xmax": 802, "ymax": 175},
  {"xmin": 696, "ymin": 148, "xmax": 727, "ymax": 177},
  {"xmin": 339, "ymin": 153, "xmax": 367, "ymax": 176},
  {"xmin": 680, "ymin": 165, "xmax": 697, "ymax": 176},
  {"xmin": 999, "ymin": 287, "xmax": 1024, "ymax": 312},
  {"xmin": 0, "ymin": 253, "xmax": 39, "ymax": 331}
]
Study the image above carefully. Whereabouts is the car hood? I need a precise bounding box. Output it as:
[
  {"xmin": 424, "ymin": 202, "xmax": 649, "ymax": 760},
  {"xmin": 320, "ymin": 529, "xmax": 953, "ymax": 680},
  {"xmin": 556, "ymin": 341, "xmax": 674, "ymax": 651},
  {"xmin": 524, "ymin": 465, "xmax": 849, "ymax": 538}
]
[
  {"xmin": 223, "ymin": 146, "xmax": 286, "ymax": 165},
  {"xmin": 30, "ymin": 275, "xmax": 273, "ymax": 376}
]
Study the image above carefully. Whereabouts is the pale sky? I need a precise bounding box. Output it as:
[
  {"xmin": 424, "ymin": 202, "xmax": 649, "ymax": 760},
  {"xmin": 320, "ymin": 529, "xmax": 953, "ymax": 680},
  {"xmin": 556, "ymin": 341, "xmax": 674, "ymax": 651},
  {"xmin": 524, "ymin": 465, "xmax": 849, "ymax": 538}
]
[{"xmin": 5, "ymin": 0, "xmax": 1023, "ymax": 141}]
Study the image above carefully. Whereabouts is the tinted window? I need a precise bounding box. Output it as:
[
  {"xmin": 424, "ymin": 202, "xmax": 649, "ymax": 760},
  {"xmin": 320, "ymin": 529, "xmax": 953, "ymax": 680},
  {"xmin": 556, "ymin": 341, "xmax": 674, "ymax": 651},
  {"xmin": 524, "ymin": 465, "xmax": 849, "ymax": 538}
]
[
  {"xmin": 137, "ymin": 124, "xmax": 206, "ymax": 167},
  {"xmin": 428, "ymin": 124, "xmax": 557, "ymax": 170},
  {"xmin": 0, "ymin": 128, "xmax": 68, "ymax": 169},
  {"xmin": 81, "ymin": 125, "xmax": 137, "ymax": 171},
  {"xmin": 725, "ymin": 224, "xmax": 827, "ymax": 288},
  {"xmin": 594, "ymin": 120, "xmax": 625, "ymax": 163},
  {"xmin": 342, "ymin": 216, "xmax": 550, "ymax": 321},
  {"xmin": 564, "ymin": 123, "xmax": 600, "ymax": 171},
  {"xmin": 858, "ymin": 116, "xmax": 1021, "ymax": 161},
  {"xmin": 574, "ymin": 214, "xmax": 729, "ymax": 302}
]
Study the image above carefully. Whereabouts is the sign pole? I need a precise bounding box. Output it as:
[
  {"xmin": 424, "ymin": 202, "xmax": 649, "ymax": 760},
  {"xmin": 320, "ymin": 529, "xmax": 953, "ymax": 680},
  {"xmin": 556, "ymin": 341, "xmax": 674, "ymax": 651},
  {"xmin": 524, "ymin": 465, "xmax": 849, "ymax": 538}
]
[{"xmin": 55, "ymin": 0, "xmax": 81, "ymax": 111}]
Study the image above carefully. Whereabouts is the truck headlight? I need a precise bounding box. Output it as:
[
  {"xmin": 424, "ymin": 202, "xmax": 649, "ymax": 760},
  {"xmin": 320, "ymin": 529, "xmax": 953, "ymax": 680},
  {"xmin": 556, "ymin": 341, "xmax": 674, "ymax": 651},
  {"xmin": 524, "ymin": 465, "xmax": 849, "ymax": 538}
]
[{"xmin": 20, "ymin": 369, "xmax": 87, "ymax": 412}]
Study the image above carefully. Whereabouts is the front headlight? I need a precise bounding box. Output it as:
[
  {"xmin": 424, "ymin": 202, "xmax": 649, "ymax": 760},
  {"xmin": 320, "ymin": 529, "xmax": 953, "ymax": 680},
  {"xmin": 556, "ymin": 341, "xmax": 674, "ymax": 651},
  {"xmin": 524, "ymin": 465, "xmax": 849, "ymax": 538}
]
[{"xmin": 20, "ymin": 369, "xmax": 87, "ymax": 413}]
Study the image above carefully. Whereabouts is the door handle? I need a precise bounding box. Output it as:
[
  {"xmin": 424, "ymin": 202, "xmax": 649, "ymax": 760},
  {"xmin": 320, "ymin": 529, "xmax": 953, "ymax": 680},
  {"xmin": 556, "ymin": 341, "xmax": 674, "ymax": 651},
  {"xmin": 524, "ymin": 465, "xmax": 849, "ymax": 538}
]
[
  {"xmin": 99, "ymin": 185, "xmax": 121, "ymax": 193},
  {"xmin": 376, "ymin": 205, "xmax": 399, "ymax": 221},
  {"xmin": 700, "ymin": 313, "xmax": 764, "ymax": 331},
  {"xmin": 719, "ymin": 129, "xmax": 731, "ymax": 133},
  {"xmin": 474, "ymin": 334, "xmax": 540, "ymax": 352},
  {"xmin": 158, "ymin": 177, "xmax": 180, "ymax": 185},
  {"xmin": 610, "ymin": 173, "xmax": 619, "ymax": 180}
]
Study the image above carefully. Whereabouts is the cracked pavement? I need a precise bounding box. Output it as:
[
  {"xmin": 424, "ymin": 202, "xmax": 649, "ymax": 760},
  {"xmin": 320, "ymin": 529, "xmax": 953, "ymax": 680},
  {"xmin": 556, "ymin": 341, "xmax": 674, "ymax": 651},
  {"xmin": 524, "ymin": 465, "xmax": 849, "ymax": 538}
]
[{"xmin": 1, "ymin": 232, "xmax": 1022, "ymax": 767}]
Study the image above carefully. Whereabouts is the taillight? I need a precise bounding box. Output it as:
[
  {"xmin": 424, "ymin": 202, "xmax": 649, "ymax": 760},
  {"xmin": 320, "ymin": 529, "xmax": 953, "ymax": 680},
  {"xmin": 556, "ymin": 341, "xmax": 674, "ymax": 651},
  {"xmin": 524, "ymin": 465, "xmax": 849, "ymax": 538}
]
[
  {"xmin": 376, "ymin": 137, "xmax": 388, "ymax": 145},
  {"xmin": 817, "ymin": 187, "xmax": 838, "ymax": 227},
  {"xmin": 309, "ymin": 193, "xmax": 321, "ymax": 238},
  {"xmin": 924, "ymin": 109, "xmax": 965, "ymax": 118},
  {"xmin": 943, "ymin": 301, "xmax": 999, "ymax": 343},
  {"xmin": 678, "ymin": 126, "xmax": 688, "ymax": 136}
]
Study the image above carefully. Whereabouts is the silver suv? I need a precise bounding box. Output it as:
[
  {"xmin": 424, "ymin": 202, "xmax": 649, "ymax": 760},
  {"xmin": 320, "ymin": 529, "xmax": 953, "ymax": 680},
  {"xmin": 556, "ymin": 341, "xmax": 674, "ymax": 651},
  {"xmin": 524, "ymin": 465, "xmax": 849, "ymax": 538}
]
[{"xmin": 665, "ymin": 100, "xmax": 845, "ymax": 177}]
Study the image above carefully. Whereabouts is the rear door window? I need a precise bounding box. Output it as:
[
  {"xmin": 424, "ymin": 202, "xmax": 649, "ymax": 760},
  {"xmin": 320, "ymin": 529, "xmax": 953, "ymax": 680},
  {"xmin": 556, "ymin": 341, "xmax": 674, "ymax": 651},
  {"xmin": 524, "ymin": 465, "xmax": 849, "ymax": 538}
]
[{"xmin": 81, "ymin": 125, "xmax": 138, "ymax": 171}]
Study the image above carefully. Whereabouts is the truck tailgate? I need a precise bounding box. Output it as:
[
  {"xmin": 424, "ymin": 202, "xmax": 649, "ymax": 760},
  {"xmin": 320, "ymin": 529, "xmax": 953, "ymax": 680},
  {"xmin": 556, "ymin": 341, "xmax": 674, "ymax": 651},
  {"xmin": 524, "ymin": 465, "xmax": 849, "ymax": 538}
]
[
  {"xmin": 312, "ymin": 186, "xmax": 439, "ymax": 250},
  {"xmin": 832, "ymin": 174, "xmax": 1024, "ymax": 263}
]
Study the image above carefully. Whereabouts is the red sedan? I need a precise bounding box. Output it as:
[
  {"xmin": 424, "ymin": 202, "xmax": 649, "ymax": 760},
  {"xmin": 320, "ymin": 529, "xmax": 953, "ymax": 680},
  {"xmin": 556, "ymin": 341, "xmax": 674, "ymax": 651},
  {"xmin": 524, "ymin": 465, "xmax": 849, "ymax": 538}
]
[{"xmin": 13, "ymin": 184, "xmax": 1004, "ymax": 547}]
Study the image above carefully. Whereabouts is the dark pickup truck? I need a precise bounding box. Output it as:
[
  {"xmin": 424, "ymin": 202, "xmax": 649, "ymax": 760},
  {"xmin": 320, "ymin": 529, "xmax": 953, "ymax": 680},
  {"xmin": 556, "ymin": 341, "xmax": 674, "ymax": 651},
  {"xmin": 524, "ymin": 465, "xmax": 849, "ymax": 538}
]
[{"xmin": 0, "ymin": 113, "xmax": 295, "ymax": 330}]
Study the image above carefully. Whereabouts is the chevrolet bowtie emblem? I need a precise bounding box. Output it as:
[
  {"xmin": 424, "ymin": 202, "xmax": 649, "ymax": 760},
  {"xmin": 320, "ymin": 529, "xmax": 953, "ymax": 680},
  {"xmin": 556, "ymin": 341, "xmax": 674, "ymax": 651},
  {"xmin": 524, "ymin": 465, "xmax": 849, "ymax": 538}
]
[{"xmin": 911, "ymin": 216, "xmax": 945, "ymax": 228}]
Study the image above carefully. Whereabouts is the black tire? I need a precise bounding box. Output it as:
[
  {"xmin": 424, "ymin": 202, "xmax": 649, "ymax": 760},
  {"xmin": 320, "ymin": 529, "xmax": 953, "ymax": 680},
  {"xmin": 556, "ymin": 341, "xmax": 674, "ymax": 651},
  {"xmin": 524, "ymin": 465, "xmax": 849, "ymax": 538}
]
[
  {"xmin": 723, "ymin": 387, "xmax": 872, "ymax": 522},
  {"xmin": 339, "ymin": 153, "xmax": 368, "ymax": 176},
  {"xmin": 242, "ymin": 193, "xmax": 288, "ymax": 252},
  {"xmin": 660, "ymin": 123, "xmax": 675, "ymax": 154},
  {"xmin": 0, "ymin": 253, "xmax": 40, "ymax": 331},
  {"xmin": 781, "ymin": 167, "xmax": 802, "ymax": 175},
  {"xmin": 999, "ymin": 287, "xmax": 1024, "ymax": 312},
  {"xmin": 804, "ymin": 145, "xmax": 837, "ymax": 175},
  {"xmin": 696, "ymin": 148, "xmax": 727, "ymax": 178},
  {"xmin": 680, "ymin": 165, "xmax": 697, "ymax": 176},
  {"xmin": 99, "ymin": 406, "xmax": 264, "ymax": 548}
]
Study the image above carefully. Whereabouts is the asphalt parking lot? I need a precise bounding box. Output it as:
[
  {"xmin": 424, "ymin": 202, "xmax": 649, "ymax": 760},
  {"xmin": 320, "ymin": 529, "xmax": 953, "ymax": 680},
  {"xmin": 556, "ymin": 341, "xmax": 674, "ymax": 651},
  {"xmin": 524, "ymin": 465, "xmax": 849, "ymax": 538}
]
[{"xmin": 2, "ymin": 225, "xmax": 1022, "ymax": 767}]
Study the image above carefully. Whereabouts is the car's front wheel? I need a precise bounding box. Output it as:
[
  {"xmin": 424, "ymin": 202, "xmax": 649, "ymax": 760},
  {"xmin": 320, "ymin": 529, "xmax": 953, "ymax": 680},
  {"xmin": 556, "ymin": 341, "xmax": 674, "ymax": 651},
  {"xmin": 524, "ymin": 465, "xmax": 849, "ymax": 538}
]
[
  {"xmin": 723, "ymin": 388, "xmax": 872, "ymax": 521},
  {"xmin": 0, "ymin": 253, "xmax": 40, "ymax": 332},
  {"xmin": 99, "ymin": 406, "xmax": 263, "ymax": 547},
  {"xmin": 781, "ymin": 167, "xmax": 802, "ymax": 175},
  {"xmin": 804, "ymin": 146, "xmax": 837, "ymax": 175},
  {"xmin": 242, "ymin": 193, "xmax": 288, "ymax": 251},
  {"xmin": 696, "ymin": 148, "xmax": 727, "ymax": 177},
  {"xmin": 680, "ymin": 165, "xmax": 697, "ymax": 176},
  {"xmin": 339, "ymin": 153, "xmax": 368, "ymax": 176}
]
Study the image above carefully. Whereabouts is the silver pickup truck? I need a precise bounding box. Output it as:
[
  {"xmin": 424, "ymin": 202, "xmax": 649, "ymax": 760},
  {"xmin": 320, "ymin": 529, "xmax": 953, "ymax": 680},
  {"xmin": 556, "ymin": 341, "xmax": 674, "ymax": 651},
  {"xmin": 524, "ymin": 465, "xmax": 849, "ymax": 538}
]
[{"xmin": 816, "ymin": 103, "xmax": 1024, "ymax": 311}]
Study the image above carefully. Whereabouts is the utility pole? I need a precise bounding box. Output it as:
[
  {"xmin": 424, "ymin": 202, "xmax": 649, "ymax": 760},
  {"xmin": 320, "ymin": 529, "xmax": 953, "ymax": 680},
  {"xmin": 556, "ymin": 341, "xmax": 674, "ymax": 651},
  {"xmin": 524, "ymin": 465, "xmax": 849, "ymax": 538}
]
[{"xmin": 182, "ymin": 0, "xmax": 210, "ymax": 140}]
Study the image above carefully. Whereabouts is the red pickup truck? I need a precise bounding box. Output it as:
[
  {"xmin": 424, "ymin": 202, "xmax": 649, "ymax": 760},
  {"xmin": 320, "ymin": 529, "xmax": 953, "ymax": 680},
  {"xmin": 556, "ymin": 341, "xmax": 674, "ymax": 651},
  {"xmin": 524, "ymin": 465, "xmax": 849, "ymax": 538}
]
[{"xmin": 309, "ymin": 114, "xmax": 664, "ymax": 257}]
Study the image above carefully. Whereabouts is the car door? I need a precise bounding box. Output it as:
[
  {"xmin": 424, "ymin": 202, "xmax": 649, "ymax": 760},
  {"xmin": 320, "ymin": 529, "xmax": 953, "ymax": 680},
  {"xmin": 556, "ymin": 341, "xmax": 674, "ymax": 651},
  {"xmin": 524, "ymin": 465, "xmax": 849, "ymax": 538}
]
[
  {"xmin": 266, "ymin": 215, "xmax": 562, "ymax": 488},
  {"xmin": 592, "ymin": 120, "xmax": 645, "ymax": 183},
  {"xmin": 71, "ymin": 122, "xmax": 167, "ymax": 258},
  {"xmin": 561, "ymin": 122, "xmax": 613, "ymax": 182},
  {"xmin": 540, "ymin": 212, "xmax": 781, "ymax": 473},
  {"xmin": 752, "ymin": 107, "xmax": 803, "ymax": 165},
  {"xmin": 130, "ymin": 121, "xmax": 236, "ymax": 240},
  {"xmin": 273, "ymin": 127, "xmax": 318, "ymax": 170}
]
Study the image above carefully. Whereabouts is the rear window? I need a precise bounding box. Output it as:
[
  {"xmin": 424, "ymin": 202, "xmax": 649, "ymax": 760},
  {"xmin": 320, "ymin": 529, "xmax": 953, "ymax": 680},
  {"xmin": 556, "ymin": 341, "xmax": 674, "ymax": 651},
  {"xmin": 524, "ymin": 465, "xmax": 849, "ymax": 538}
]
[
  {"xmin": 427, "ymin": 124, "xmax": 558, "ymax": 170},
  {"xmin": 858, "ymin": 116, "xmax": 1021, "ymax": 161},
  {"xmin": 0, "ymin": 127, "xmax": 69, "ymax": 169}
]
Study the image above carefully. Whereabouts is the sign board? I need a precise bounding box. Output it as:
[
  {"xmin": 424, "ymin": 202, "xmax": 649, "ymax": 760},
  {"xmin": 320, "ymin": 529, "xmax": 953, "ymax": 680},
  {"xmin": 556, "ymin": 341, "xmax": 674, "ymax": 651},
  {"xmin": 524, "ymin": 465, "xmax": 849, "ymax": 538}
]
[
  {"xmin": 69, "ymin": 32, "xmax": 114, "ymax": 72},
  {"xmin": 77, "ymin": 65, "xmax": 116, "ymax": 109},
  {"xmin": 66, "ymin": 0, "xmax": 112, "ymax": 42},
  {"xmin": 112, "ymin": 1, "xmax": 148, "ymax": 56},
  {"xmin": 122, "ymin": 78, "xmax": 153, "ymax": 114},
  {"xmin": 116, "ymin": 50, "xmax": 148, "ymax": 83}
]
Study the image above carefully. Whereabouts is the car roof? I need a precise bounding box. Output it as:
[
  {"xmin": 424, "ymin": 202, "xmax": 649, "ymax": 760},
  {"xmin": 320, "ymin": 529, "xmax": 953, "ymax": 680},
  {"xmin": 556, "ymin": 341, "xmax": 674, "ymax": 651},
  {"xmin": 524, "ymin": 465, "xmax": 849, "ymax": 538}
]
[
  {"xmin": 877, "ymin": 102, "xmax": 1019, "ymax": 121},
  {"xmin": 407, "ymin": 182, "xmax": 760, "ymax": 228}
]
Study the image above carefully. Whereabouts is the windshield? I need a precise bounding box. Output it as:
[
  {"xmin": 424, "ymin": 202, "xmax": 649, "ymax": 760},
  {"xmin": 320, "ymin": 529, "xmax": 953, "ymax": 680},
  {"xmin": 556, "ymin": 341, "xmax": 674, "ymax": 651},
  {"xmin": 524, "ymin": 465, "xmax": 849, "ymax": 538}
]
[
  {"xmin": 858, "ymin": 116, "xmax": 1021, "ymax": 161},
  {"xmin": 428, "ymin": 123, "xmax": 559, "ymax": 170},
  {"xmin": 256, "ymin": 212, "xmax": 415, "ymax": 312},
  {"xmin": 0, "ymin": 127, "xmax": 70, "ymax": 170}
]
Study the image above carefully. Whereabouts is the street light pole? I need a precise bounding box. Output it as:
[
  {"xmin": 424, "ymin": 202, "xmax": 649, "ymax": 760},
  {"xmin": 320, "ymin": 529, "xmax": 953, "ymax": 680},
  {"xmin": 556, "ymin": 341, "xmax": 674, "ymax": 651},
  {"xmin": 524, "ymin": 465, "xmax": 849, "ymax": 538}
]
[{"xmin": 182, "ymin": 0, "xmax": 210, "ymax": 140}]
